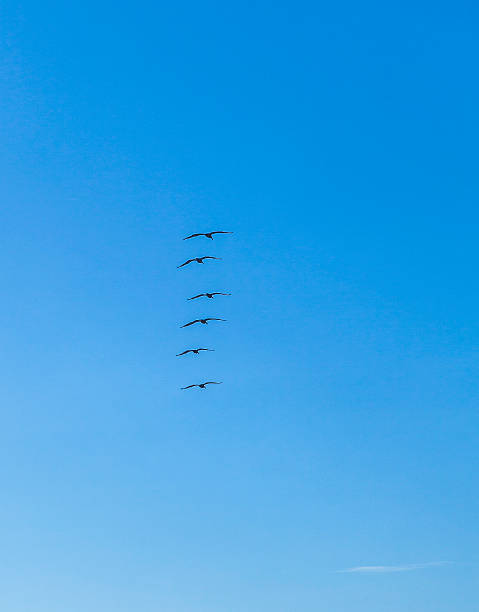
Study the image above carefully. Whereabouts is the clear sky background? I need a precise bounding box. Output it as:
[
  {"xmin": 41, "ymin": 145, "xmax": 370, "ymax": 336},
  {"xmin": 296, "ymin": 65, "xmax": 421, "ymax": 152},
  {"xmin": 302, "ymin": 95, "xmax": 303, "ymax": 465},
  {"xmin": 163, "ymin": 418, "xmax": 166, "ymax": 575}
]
[{"xmin": 1, "ymin": 1, "xmax": 478, "ymax": 610}]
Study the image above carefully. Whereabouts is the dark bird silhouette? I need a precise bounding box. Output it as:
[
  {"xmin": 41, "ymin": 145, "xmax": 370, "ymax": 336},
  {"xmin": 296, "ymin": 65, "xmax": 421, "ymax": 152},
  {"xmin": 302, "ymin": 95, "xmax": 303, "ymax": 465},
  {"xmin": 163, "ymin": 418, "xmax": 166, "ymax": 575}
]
[
  {"xmin": 181, "ymin": 382, "xmax": 223, "ymax": 390},
  {"xmin": 177, "ymin": 256, "xmax": 221, "ymax": 268},
  {"xmin": 176, "ymin": 348, "xmax": 214, "ymax": 356},
  {"xmin": 183, "ymin": 231, "xmax": 233, "ymax": 241},
  {"xmin": 180, "ymin": 318, "xmax": 226, "ymax": 328},
  {"xmin": 188, "ymin": 292, "xmax": 231, "ymax": 300}
]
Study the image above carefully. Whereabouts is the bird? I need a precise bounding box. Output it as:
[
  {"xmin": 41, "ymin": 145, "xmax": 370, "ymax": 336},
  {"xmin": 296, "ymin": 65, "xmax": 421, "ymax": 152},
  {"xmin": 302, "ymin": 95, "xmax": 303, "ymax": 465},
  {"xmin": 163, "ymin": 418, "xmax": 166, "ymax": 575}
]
[
  {"xmin": 181, "ymin": 382, "xmax": 223, "ymax": 390},
  {"xmin": 188, "ymin": 292, "xmax": 231, "ymax": 300},
  {"xmin": 183, "ymin": 231, "xmax": 233, "ymax": 240},
  {"xmin": 177, "ymin": 256, "xmax": 221, "ymax": 268},
  {"xmin": 180, "ymin": 318, "xmax": 226, "ymax": 328},
  {"xmin": 176, "ymin": 348, "xmax": 214, "ymax": 356}
]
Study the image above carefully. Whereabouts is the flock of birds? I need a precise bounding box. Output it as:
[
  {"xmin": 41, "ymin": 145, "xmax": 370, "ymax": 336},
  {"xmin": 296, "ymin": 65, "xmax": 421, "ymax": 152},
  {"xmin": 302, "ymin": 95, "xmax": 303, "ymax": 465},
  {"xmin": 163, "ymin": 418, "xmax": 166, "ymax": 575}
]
[{"xmin": 177, "ymin": 231, "xmax": 233, "ymax": 390}]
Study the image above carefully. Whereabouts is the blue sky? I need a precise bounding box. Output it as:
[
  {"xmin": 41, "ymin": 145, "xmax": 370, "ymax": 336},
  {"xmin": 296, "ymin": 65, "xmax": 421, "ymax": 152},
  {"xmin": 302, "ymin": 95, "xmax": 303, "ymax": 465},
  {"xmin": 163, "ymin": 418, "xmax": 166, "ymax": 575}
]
[{"xmin": 1, "ymin": 1, "xmax": 478, "ymax": 610}]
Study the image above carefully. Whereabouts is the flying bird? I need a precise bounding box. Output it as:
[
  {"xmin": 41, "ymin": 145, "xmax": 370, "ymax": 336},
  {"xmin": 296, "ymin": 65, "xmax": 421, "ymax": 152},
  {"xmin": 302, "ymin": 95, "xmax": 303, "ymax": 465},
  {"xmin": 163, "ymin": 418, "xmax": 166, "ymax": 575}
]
[
  {"xmin": 176, "ymin": 348, "xmax": 214, "ymax": 356},
  {"xmin": 180, "ymin": 318, "xmax": 226, "ymax": 328},
  {"xmin": 183, "ymin": 231, "xmax": 233, "ymax": 240},
  {"xmin": 177, "ymin": 256, "xmax": 221, "ymax": 268},
  {"xmin": 188, "ymin": 292, "xmax": 231, "ymax": 300},
  {"xmin": 181, "ymin": 382, "xmax": 223, "ymax": 390}
]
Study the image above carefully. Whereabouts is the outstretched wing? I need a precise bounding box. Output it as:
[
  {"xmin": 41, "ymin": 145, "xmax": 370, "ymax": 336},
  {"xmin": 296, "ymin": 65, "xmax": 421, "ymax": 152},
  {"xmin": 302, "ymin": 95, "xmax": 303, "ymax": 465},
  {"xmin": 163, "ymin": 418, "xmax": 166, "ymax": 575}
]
[
  {"xmin": 213, "ymin": 292, "xmax": 231, "ymax": 296},
  {"xmin": 204, "ymin": 381, "xmax": 222, "ymax": 385},
  {"xmin": 188, "ymin": 294, "xmax": 205, "ymax": 300},
  {"xmin": 211, "ymin": 231, "xmax": 233, "ymax": 235},
  {"xmin": 198, "ymin": 348, "xmax": 214, "ymax": 351},
  {"xmin": 181, "ymin": 384, "xmax": 197, "ymax": 390},
  {"xmin": 176, "ymin": 350, "xmax": 190, "ymax": 356},
  {"xmin": 203, "ymin": 256, "xmax": 221, "ymax": 260},
  {"xmin": 177, "ymin": 258, "xmax": 194, "ymax": 268},
  {"xmin": 183, "ymin": 233, "xmax": 205, "ymax": 240},
  {"xmin": 206, "ymin": 318, "xmax": 226, "ymax": 321},
  {"xmin": 181, "ymin": 320, "xmax": 199, "ymax": 328}
]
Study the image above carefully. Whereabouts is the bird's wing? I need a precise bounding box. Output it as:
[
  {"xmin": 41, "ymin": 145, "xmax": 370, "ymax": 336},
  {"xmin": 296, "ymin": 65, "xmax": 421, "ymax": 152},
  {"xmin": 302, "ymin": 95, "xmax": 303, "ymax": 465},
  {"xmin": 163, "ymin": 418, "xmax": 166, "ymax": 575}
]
[
  {"xmin": 203, "ymin": 256, "xmax": 221, "ymax": 260},
  {"xmin": 205, "ymin": 381, "xmax": 222, "ymax": 385},
  {"xmin": 215, "ymin": 293, "xmax": 231, "ymax": 295},
  {"xmin": 181, "ymin": 384, "xmax": 197, "ymax": 389},
  {"xmin": 208, "ymin": 318, "xmax": 226, "ymax": 321},
  {"xmin": 198, "ymin": 348, "xmax": 214, "ymax": 351},
  {"xmin": 188, "ymin": 294, "xmax": 204, "ymax": 300},
  {"xmin": 183, "ymin": 233, "xmax": 204, "ymax": 240},
  {"xmin": 176, "ymin": 351, "xmax": 189, "ymax": 356},
  {"xmin": 177, "ymin": 258, "xmax": 194, "ymax": 268},
  {"xmin": 181, "ymin": 320, "xmax": 199, "ymax": 327},
  {"xmin": 211, "ymin": 231, "xmax": 233, "ymax": 235}
]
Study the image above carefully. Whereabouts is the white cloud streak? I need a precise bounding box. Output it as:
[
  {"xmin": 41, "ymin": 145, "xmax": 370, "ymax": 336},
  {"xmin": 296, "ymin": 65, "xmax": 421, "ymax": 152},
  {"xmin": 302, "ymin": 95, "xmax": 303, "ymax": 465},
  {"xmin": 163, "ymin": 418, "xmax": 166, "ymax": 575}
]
[{"xmin": 338, "ymin": 562, "xmax": 449, "ymax": 574}]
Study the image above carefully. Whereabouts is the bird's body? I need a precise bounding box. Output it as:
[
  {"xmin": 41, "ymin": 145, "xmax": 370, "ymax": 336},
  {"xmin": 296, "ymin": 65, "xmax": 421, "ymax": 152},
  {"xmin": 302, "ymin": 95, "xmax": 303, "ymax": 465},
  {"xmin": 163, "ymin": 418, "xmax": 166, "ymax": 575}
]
[
  {"xmin": 176, "ymin": 348, "xmax": 214, "ymax": 356},
  {"xmin": 188, "ymin": 292, "xmax": 231, "ymax": 300},
  {"xmin": 177, "ymin": 256, "xmax": 221, "ymax": 268},
  {"xmin": 180, "ymin": 318, "xmax": 226, "ymax": 328},
  {"xmin": 183, "ymin": 231, "xmax": 233, "ymax": 241},
  {"xmin": 181, "ymin": 382, "xmax": 223, "ymax": 390}
]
